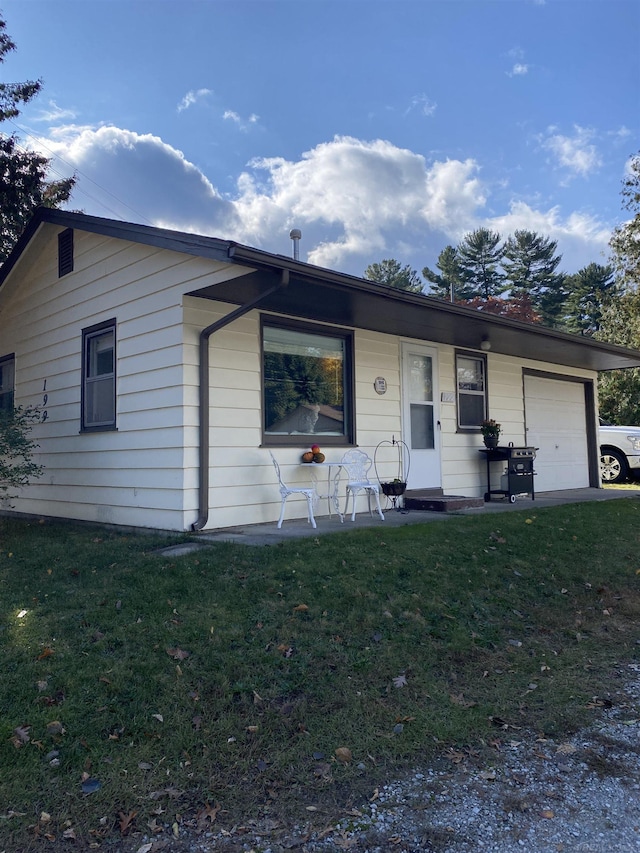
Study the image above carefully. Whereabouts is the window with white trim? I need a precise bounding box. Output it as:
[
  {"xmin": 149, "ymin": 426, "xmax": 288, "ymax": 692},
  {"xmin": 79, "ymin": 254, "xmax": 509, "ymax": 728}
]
[
  {"xmin": 82, "ymin": 320, "xmax": 116, "ymax": 430},
  {"xmin": 262, "ymin": 319, "xmax": 353, "ymax": 446},
  {"xmin": 0, "ymin": 354, "xmax": 15, "ymax": 412},
  {"xmin": 456, "ymin": 351, "xmax": 487, "ymax": 430}
]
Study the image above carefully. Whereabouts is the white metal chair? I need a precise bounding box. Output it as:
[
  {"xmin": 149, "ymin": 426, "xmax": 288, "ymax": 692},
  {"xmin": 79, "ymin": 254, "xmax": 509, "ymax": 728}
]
[
  {"xmin": 269, "ymin": 451, "xmax": 318, "ymax": 529},
  {"xmin": 340, "ymin": 449, "xmax": 384, "ymax": 522}
]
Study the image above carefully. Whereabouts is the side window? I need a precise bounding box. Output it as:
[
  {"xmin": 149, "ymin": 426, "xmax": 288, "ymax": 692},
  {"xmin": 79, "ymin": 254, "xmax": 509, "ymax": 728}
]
[
  {"xmin": 456, "ymin": 351, "xmax": 487, "ymax": 430},
  {"xmin": 262, "ymin": 319, "xmax": 354, "ymax": 446},
  {"xmin": 0, "ymin": 354, "xmax": 15, "ymax": 412},
  {"xmin": 82, "ymin": 320, "xmax": 116, "ymax": 431}
]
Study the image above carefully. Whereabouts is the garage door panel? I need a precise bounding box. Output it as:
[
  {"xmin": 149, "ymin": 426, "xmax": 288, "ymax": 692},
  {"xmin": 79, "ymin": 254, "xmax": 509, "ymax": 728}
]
[{"xmin": 524, "ymin": 376, "xmax": 589, "ymax": 492}]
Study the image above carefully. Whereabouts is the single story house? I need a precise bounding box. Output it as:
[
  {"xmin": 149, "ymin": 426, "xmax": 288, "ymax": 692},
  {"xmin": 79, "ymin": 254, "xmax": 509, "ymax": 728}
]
[{"xmin": 1, "ymin": 208, "xmax": 639, "ymax": 532}]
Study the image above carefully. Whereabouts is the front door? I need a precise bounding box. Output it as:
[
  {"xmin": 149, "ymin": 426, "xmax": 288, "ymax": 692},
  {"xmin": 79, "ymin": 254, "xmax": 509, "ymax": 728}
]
[{"xmin": 401, "ymin": 343, "xmax": 441, "ymax": 489}]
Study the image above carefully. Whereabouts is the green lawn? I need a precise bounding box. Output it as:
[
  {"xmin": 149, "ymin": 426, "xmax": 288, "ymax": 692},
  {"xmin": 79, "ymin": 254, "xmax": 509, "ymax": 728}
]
[{"xmin": 1, "ymin": 502, "xmax": 639, "ymax": 849}]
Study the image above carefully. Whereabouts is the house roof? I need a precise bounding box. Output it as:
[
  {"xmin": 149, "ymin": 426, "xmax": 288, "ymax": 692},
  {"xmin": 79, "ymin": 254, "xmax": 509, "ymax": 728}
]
[{"xmin": 3, "ymin": 207, "xmax": 639, "ymax": 372}]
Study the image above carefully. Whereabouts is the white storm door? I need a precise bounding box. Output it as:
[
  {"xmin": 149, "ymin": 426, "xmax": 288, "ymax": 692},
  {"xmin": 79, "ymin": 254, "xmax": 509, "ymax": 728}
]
[{"xmin": 401, "ymin": 344, "xmax": 441, "ymax": 489}]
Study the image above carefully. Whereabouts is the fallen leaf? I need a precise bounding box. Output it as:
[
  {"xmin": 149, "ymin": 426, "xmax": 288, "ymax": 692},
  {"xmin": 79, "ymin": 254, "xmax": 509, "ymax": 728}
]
[
  {"xmin": 119, "ymin": 810, "xmax": 137, "ymax": 835},
  {"xmin": 335, "ymin": 747, "xmax": 352, "ymax": 764},
  {"xmin": 37, "ymin": 647, "xmax": 54, "ymax": 660},
  {"xmin": 197, "ymin": 802, "xmax": 220, "ymax": 824},
  {"xmin": 136, "ymin": 844, "xmax": 153, "ymax": 853},
  {"xmin": 392, "ymin": 674, "xmax": 407, "ymax": 688},
  {"xmin": 293, "ymin": 603, "xmax": 309, "ymax": 612},
  {"xmin": 62, "ymin": 827, "xmax": 76, "ymax": 840},
  {"xmin": 479, "ymin": 769, "xmax": 497, "ymax": 781},
  {"xmin": 46, "ymin": 720, "xmax": 65, "ymax": 736},
  {"xmin": 166, "ymin": 647, "xmax": 190, "ymax": 660},
  {"xmin": 556, "ymin": 743, "xmax": 577, "ymax": 755},
  {"xmin": 13, "ymin": 725, "xmax": 31, "ymax": 745},
  {"xmin": 541, "ymin": 809, "xmax": 555, "ymax": 819},
  {"xmin": 152, "ymin": 714, "xmax": 164, "ymax": 723}
]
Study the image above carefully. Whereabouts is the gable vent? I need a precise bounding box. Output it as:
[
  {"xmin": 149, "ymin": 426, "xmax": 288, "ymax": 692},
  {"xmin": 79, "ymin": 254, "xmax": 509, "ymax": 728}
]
[{"xmin": 58, "ymin": 228, "xmax": 74, "ymax": 277}]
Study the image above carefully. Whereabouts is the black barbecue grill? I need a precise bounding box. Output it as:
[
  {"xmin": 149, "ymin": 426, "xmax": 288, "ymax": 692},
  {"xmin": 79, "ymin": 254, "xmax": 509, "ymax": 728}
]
[{"xmin": 479, "ymin": 444, "xmax": 537, "ymax": 503}]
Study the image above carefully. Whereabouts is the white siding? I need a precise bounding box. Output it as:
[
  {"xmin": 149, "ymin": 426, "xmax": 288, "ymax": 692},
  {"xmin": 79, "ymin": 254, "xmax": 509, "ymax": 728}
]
[
  {"xmin": 1, "ymin": 224, "xmax": 599, "ymax": 532},
  {"xmin": 2, "ymin": 229, "xmax": 241, "ymax": 530}
]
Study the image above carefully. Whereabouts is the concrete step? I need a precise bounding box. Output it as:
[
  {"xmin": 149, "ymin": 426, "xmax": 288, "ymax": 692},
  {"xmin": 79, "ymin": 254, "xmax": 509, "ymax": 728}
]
[{"xmin": 403, "ymin": 491, "xmax": 485, "ymax": 512}]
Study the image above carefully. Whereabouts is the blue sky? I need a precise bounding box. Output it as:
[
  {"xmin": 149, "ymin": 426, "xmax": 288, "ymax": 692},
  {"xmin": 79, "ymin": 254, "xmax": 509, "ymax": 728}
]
[{"xmin": 3, "ymin": 0, "xmax": 638, "ymax": 283}]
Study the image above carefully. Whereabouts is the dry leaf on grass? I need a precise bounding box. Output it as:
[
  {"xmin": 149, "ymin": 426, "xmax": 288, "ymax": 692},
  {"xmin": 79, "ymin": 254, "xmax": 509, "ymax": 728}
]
[
  {"xmin": 166, "ymin": 647, "xmax": 190, "ymax": 660},
  {"xmin": 335, "ymin": 747, "xmax": 352, "ymax": 764}
]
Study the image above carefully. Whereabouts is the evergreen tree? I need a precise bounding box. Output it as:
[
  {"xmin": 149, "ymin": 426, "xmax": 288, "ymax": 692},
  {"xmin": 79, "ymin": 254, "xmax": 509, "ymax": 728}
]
[
  {"xmin": 0, "ymin": 16, "xmax": 75, "ymax": 263},
  {"xmin": 609, "ymin": 150, "xmax": 640, "ymax": 289},
  {"xmin": 422, "ymin": 245, "xmax": 469, "ymax": 300},
  {"xmin": 457, "ymin": 228, "xmax": 505, "ymax": 300},
  {"xmin": 363, "ymin": 258, "xmax": 424, "ymax": 293},
  {"xmin": 564, "ymin": 263, "xmax": 619, "ymax": 336},
  {"xmin": 502, "ymin": 230, "xmax": 565, "ymax": 326}
]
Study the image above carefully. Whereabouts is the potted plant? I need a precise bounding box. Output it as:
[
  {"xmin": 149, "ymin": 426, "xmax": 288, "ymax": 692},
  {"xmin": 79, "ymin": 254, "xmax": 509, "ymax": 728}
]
[{"xmin": 480, "ymin": 418, "xmax": 501, "ymax": 448}]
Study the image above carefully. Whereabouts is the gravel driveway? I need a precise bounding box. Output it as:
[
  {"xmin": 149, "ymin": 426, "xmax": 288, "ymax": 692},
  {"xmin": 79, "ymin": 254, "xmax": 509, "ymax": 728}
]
[{"xmin": 130, "ymin": 663, "xmax": 640, "ymax": 853}]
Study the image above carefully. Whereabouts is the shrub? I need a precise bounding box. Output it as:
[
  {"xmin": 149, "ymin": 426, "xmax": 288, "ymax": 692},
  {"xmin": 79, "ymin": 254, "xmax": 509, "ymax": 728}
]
[{"xmin": 0, "ymin": 405, "xmax": 43, "ymax": 504}]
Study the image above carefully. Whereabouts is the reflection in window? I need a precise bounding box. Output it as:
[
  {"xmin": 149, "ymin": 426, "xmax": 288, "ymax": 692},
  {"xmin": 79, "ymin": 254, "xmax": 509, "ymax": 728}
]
[
  {"xmin": 0, "ymin": 355, "xmax": 15, "ymax": 412},
  {"xmin": 82, "ymin": 322, "xmax": 116, "ymax": 430},
  {"xmin": 263, "ymin": 323, "xmax": 351, "ymax": 442},
  {"xmin": 456, "ymin": 352, "xmax": 487, "ymax": 429}
]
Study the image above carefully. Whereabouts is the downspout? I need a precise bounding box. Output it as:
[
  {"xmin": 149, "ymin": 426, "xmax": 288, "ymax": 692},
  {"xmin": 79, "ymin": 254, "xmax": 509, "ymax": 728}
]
[{"xmin": 191, "ymin": 270, "xmax": 289, "ymax": 531}]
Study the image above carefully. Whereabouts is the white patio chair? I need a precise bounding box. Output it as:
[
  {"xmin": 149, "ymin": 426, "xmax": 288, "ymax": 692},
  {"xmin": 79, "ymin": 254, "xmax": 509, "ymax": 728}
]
[
  {"xmin": 340, "ymin": 449, "xmax": 384, "ymax": 522},
  {"xmin": 269, "ymin": 451, "xmax": 318, "ymax": 529}
]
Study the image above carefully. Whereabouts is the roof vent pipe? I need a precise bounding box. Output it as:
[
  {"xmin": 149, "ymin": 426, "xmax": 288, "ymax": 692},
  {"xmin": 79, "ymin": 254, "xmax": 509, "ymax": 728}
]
[{"xmin": 289, "ymin": 228, "xmax": 301, "ymax": 261}]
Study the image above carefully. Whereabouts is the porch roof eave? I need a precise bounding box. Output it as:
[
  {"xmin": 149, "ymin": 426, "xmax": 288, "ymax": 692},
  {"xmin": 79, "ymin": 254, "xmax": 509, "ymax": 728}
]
[{"xmin": 188, "ymin": 248, "xmax": 640, "ymax": 374}]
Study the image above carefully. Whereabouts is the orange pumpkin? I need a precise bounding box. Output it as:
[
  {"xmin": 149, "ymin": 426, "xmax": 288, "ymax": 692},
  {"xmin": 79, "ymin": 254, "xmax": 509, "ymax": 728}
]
[{"xmin": 301, "ymin": 451, "xmax": 314, "ymax": 463}]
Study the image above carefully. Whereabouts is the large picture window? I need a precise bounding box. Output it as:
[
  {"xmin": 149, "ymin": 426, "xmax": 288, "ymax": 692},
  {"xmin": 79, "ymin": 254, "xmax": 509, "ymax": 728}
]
[
  {"xmin": 456, "ymin": 351, "xmax": 487, "ymax": 430},
  {"xmin": 262, "ymin": 320, "xmax": 353, "ymax": 445},
  {"xmin": 82, "ymin": 320, "xmax": 116, "ymax": 431},
  {"xmin": 0, "ymin": 354, "xmax": 15, "ymax": 412}
]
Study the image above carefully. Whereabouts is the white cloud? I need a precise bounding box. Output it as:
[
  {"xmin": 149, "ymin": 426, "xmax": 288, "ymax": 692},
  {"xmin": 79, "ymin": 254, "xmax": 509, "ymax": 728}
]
[
  {"xmin": 29, "ymin": 124, "xmax": 612, "ymax": 275},
  {"xmin": 541, "ymin": 125, "xmax": 602, "ymax": 178},
  {"xmin": 33, "ymin": 100, "xmax": 77, "ymax": 123},
  {"xmin": 177, "ymin": 88, "xmax": 213, "ymax": 112},
  {"xmin": 509, "ymin": 63, "xmax": 529, "ymax": 76},
  {"xmin": 405, "ymin": 94, "xmax": 437, "ymax": 118},
  {"xmin": 223, "ymin": 110, "xmax": 260, "ymax": 131},
  {"xmin": 486, "ymin": 200, "xmax": 611, "ymax": 270}
]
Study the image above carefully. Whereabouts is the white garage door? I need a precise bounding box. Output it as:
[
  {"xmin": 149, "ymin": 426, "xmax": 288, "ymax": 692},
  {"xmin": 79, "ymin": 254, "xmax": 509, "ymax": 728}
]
[{"xmin": 524, "ymin": 375, "xmax": 590, "ymax": 492}]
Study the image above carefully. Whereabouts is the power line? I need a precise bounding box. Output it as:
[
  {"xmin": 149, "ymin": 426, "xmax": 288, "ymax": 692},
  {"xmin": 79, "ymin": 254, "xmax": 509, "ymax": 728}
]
[{"xmin": 5, "ymin": 118, "xmax": 154, "ymax": 225}]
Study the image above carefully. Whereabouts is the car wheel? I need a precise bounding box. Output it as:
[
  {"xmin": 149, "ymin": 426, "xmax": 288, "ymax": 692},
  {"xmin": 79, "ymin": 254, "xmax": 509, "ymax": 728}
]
[{"xmin": 600, "ymin": 448, "xmax": 628, "ymax": 484}]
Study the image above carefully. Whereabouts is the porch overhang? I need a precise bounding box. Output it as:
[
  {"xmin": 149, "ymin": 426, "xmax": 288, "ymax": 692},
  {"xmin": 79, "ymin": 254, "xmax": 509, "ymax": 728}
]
[{"xmin": 186, "ymin": 243, "xmax": 640, "ymax": 373}]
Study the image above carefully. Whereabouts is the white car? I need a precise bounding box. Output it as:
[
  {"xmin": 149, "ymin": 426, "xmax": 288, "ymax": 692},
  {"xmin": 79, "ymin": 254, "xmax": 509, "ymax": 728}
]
[{"xmin": 599, "ymin": 420, "xmax": 640, "ymax": 484}]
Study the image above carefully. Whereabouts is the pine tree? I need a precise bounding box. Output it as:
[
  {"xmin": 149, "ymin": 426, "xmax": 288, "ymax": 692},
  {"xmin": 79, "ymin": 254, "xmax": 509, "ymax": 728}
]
[
  {"xmin": 564, "ymin": 263, "xmax": 619, "ymax": 336},
  {"xmin": 457, "ymin": 228, "xmax": 505, "ymax": 300},
  {"xmin": 422, "ymin": 245, "xmax": 469, "ymax": 300},
  {"xmin": 0, "ymin": 16, "xmax": 75, "ymax": 263},
  {"xmin": 502, "ymin": 230, "xmax": 565, "ymax": 327},
  {"xmin": 364, "ymin": 259, "xmax": 424, "ymax": 293}
]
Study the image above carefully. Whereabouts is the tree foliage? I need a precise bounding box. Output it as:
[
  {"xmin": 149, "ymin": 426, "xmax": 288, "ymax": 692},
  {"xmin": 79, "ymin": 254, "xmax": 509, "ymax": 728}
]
[
  {"xmin": 422, "ymin": 245, "xmax": 467, "ymax": 300},
  {"xmin": 0, "ymin": 16, "xmax": 75, "ymax": 263},
  {"xmin": 0, "ymin": 406, "xmax": 43, "ymax": 504},
  {"xmin": 457, "ymin": 228, "xmax": 505, "ymax": 300},
  {"xmin": 502, "ymin": 230, "xmax": 565, "ymax": 327},
  {"xmin": 564, "ymin": 263, "xmax": 619, "ymax": 336},
  {"xmin": 363, "ymin": 258, "xmax": 424, "ymax": 293},
  {"xmin": 609, "ymin": 151, "xmax": 640, "ymax": 289}
]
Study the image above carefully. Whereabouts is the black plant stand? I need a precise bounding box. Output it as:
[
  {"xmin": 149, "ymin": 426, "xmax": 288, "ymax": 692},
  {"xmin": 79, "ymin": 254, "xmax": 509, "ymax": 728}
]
[{"xmin": 375, "ymin": 436, "xmax": 410, "ymax": 512}]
